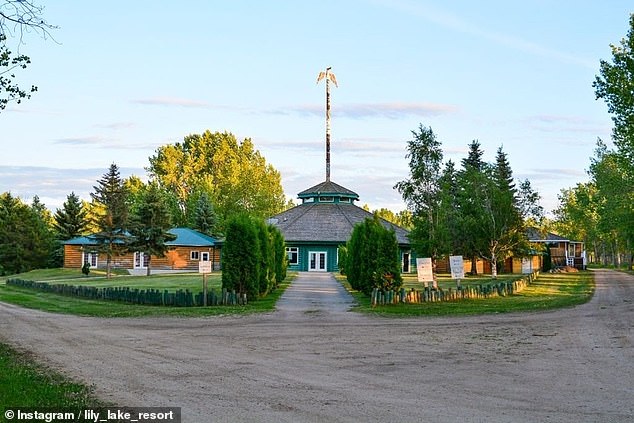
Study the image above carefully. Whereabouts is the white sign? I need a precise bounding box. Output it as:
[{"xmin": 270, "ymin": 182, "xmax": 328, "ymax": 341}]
[
  {"xmin": 198, "ymin": 261, "xmax": 212, "ymax": 274},
  {"xmin": 449, "ymin": 255, "xmax": 465, "ymax": 279},
  {"xmin": 416, "ymin": 258, "xmax": 434, "ymax": 283}
]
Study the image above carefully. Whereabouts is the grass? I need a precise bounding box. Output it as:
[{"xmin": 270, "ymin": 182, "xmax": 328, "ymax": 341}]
[
  {"xmin": 336, "ymin": 271, "xmax": 595, "ymax": 316},
  {"xmin": 0, "ymin": 342, "xmax": 108, "ymax": 409},
  {"xmin": 0, "ymin": 269, "xmax": 296, "ymax": 317}
]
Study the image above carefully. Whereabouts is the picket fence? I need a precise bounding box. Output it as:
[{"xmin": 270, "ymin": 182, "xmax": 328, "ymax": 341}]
[
  {"xmin": 6, "ymin": 278, "xmax": 247, "ymax": 307},
  {"xmin": 371, "ymin": 271, "xmax": 540, "ymax": 306}
]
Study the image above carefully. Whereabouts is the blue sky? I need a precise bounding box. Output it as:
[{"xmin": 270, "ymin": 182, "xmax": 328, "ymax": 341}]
[{"xmin": 1, "ymin": 1, "xmax": 631, "ymax": 215}]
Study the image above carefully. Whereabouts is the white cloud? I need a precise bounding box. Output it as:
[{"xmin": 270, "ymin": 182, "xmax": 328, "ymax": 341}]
[{"xmin": 278, "ymin": 101, "xmax": 458, "ymax": 119}]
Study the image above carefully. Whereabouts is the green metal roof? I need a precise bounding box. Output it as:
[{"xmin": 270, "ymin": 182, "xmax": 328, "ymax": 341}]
[
  {"xmin": 165, "ymin": 228, "xmax": 216, "ymax": 246},
  {"xmin": 63, "ymin": 228, "xmax": 217, "ymax": 247}
]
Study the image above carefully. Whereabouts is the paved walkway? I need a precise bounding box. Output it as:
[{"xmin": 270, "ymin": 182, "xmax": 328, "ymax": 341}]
[{"xmin": 275, "ymin": 271, "xmax": 356, "ymax": 317}]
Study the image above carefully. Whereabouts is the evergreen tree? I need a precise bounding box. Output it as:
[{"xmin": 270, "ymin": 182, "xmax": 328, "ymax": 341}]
[
  {"xmin": 253, "ymin": 218, "xmax": 273, "ymax": 295},
  {"xmin": 268, "ymin": 224, "xmax": 287, "ymax": 286},
  {"xmin": 476, "ymin": 147, "xmax": 531, "ymax": 277},
  {"xmin": 191, "ymin": 191, "xmax": 217, "ymax": 235},
  {"xmin": 90, "ymin": 163, "xmax": 130, "ymax": 278},
  {"xmin": 456, "ymin": 140, "xmax": 489, "ymax": 274},
  {"xmin": 53, "ymin": 192, "xmax": 87, "ymax": 240},
  {"xmin": 0, "ymin": 193, "xmax": 55, "ymax": 274},
  {"xmin": 221, "ymin": 214, "xmax": 260, "ymax": 300},
  {"xmin": 127, "ymin": 182, "xmax": 176, "ymax": 276},
  {"xmin": 346, "ymin": 215, "xmax": 402, "ymax": 295}
]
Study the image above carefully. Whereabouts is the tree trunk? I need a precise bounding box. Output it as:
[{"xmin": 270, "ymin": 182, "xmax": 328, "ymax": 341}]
[
  {"xmin": 491, "ymin": 251, "xmax": 498, "ymax": 279},
  {"xmin": 106, "ymin": 255, "xmax": 112, "ymax": 279},
  {"xmin": 470, "ymin": 256, "xmax": 477, "ymax": 275},
  {"xmin": 146, "ymin": 256, "xmax": 152, "ymax": 277}
]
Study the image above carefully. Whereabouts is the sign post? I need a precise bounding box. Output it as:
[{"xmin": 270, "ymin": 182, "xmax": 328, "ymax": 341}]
[
  {"xmin": 449, "ymin": 255, "xmax": 465, "ymax": 288},
  {"xmin": 416, "ymin": 258, "xmax": 434, "ymax": 288},
  {"xmin": 198, "ymin": 261, "xmax": 212, "ymax": 306}
]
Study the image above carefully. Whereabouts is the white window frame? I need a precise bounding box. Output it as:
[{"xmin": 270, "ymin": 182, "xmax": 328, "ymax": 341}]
[
  {"xmin": 191, "ymin": 251, "xmax": 200, "ymax": 260},
  {"xmin": 201, "ymin": 251, "xmax": 210, "ymax": 261},
  {"xmin": 134, "ymin": 251, "xmax": 149, "ymax": 269},
  {"xmin": 286, "ymin": 247, "xmax": 299, "ymax": 265},
  {"xmin": 308, "ymin": 251, "xmax": 327, "ymax": 272},
  {"xmin": 83, "ymin": 251, "xmax": 98, "ymax": 267}
]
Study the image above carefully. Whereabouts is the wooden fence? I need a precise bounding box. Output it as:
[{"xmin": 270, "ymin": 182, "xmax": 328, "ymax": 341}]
[
  {"xmin": 6, "ymin": 278, "xmax": 247, "ymax": 307},
  {"xmin": 371, "ymin": 271, "xmax": 539, "ymax": 306}
]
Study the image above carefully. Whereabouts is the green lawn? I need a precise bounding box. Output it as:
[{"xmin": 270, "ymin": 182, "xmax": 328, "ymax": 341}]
[
  {"xmin": 337, "ymin": 271, "xmax": 594, "ymax": 316},
  {"xmin": 0, "ymin": 269, "xmax": 296, "ymax": 317},
  {"xmin": 400, "ymin": 272, "xmax": 518, "ymax": 290},
  {"xmin": 0, "ymin": 342, "xmax": 108, "ymax": 409}
]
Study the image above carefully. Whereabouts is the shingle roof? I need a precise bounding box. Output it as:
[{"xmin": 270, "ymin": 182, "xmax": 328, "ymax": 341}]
[
  {"xmin": 269, "ymin": 202, "xmax": 410, "ymax": 245},
  {"xmin": 297, "ymin": 180, "xmax": 359, "ymax": 200},
  {"xmin": 526, "ymin": 228, "xmax": 578, "ymax": 243}
]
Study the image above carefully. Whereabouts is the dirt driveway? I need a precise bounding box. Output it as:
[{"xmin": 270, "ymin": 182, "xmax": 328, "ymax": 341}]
[{"xmin": 0, "ymin": 270, "xmax": 632, "ymax": 422}]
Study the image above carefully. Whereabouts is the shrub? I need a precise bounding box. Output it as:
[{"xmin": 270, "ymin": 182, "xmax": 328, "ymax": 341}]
[
  {"xmin": 221, "ymin": 215, "xmax": 260, "ymax": 300},
  {"xmin": 346, "ymin": 215, "xmax": 402, "ymax": 295}
]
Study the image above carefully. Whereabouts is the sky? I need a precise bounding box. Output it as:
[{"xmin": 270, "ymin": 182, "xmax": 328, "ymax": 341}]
[{"xmin": 1, "ymin": 0, "xmax": 631, "ymax": 216}]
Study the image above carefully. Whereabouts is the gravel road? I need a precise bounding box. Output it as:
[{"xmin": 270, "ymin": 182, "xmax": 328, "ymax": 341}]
[{"xmin": 0, "ymin": 269, "xmax": 632, "ymax": 423}]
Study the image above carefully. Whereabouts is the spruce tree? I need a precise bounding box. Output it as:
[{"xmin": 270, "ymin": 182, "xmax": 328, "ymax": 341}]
[
  {"xmin": 128, "ymin": 183, "xmax": 176, "ymax": 276},
  {"xmin": 191, "ymin": 192, "xmax": 217, "ymax": 235},
  {"xmin": 90, "ymin": 163, "xmax": 130, "ymax": 278},
  {"xmin": 53, "ymin": 192, "xmax": 87, "ymax": 240}
]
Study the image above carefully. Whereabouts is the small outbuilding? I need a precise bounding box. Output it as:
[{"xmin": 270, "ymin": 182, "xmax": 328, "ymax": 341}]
[{"xmin": 527, "ymin": 228, "xmax": 586, "ymax": 269}]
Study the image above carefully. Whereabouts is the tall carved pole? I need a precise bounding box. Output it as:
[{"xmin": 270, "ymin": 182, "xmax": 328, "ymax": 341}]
[{"xmin": 317, "ymin": 67, "xmax": 338, "ymax": 181}]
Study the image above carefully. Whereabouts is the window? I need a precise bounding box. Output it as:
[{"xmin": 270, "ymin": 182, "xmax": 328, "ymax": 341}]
[
  {"xmin": 319, "ymin": 196, "xmax": 334, "ymax": 202},
  {"xmin": 190, "ymin": 251, "xmax": 200, "ymax": 260},
  {"xmin": 201, "ymin": 252, "xmax": 210, "ymax": 261},
  {"xmin": 83, "ymin": 252, "xmax": 98, "ymax": 267},
  {"xmin": 286, "ymin": 247, "xmax": 299, "ymax": 265},
  {"xmin": 339, "ymin": 197, "xmax": 351, "ymax": 203}
]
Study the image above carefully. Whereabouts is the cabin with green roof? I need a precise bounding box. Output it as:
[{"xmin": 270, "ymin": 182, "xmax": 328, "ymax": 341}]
[{"xmin": 62, "ymin": 227, "xmax": 221, "ymax": 273}]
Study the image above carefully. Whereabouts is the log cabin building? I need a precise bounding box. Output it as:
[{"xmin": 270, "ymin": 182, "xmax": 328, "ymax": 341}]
[{"xmin": 63, "ymin": 227, "xmax": 221, "ymax": 273}]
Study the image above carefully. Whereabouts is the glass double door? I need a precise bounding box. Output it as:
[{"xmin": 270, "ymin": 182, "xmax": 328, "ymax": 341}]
[{"xmin": 308, "ymin": 251, "xmax": 327, "ymax": 272}]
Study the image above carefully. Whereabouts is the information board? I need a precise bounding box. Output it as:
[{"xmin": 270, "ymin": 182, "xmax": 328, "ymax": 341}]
[
  {"xmin": 198, "ymin": 261, "xmax": 212, "ymax": 274},
  {"xmin": 449, "ymin": 255, "xmax": 465, "ymax": 280},
  {"xmin": 416, "ymin": 257, "xmax": 434, "ymax": 283}
]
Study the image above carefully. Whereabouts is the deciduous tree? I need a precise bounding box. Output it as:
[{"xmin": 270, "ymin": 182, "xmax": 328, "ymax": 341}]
[
  {"xmin": 0, "ymin": 1, "xmax": 56, "ymax": 111},
  {"xmin": 148, "ymin": 131, "xmax": 286, "ymax": 227}
]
